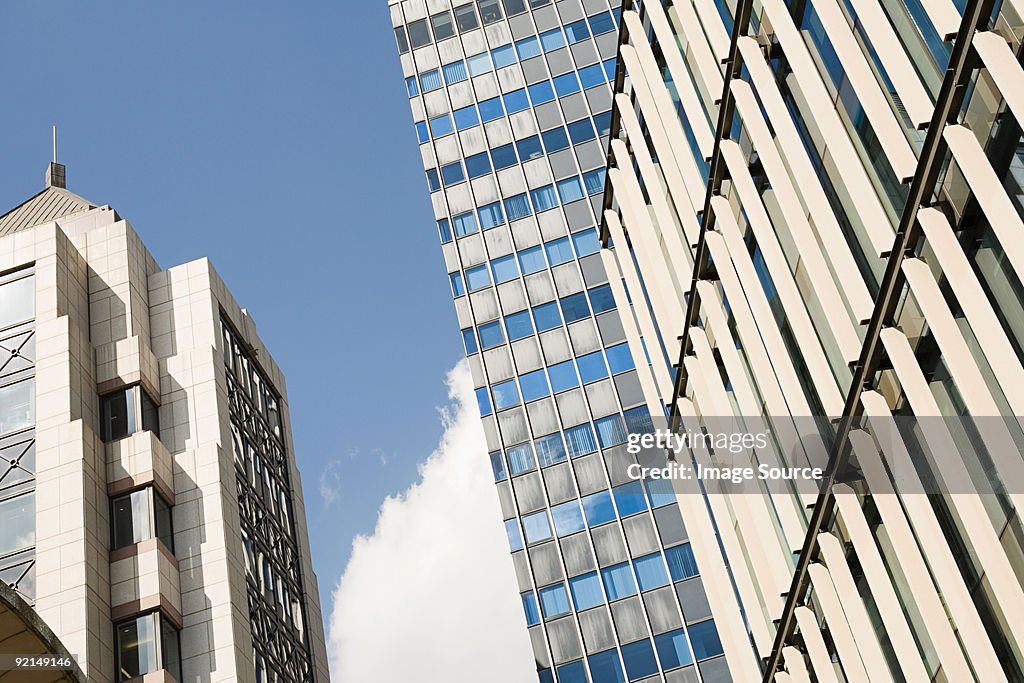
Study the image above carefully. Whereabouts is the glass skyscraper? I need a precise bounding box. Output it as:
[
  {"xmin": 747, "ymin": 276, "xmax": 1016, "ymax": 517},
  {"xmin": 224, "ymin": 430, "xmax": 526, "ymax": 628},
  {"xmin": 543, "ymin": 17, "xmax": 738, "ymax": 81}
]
[{"xmin": 387, "ymin": 1, "xmax": 731, "ymax": 681}]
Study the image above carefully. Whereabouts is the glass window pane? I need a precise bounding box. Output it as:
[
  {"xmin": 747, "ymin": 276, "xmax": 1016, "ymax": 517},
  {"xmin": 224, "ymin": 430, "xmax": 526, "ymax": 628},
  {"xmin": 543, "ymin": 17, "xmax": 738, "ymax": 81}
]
[
  {"xmin": 535, "ymin": 432, "xmax": 566, "ymax": 466},
  {"xmin": 154, "ymin": 493, "xmax": 173, "ymax": 551},
  {"xmin": 522, "ymin": 591, "xmax": 541, "ymax": 625},
  {"xmin": 462, "ymin": 328, "xmax": 478, "ymax": 354},
  {"xmin": 633, "ymin": 553, "xmax": 669, "ymax": 591},
  {"xmin": 582, "ymin": 167, "xmax": 606, "ymax": 194},
  {"xmin": 606, "ymin": 343, "xmax": 634, "ymax": 374},
  {"xmin": 430, "ymin": 11, "xmax": 455, "ymax": 40},
  {"xmin": 523, "ymin": 510, "xmax": 552, "ymax": 543},
  {"xmin": 492, "ymin": 44, "xmax": 516, "ymax": 68},
  {"xmin": 559, "ymin": 292, "xmax": 591, "ymax": 322},
  {"xmin": 416, "ymin": 121, "xmax": 430, "ymax": 143},
  {"xmin": 450, "ymin": 272, "xmax": 465, "ymax": 297},
  {"xmin": 493, "ymin": 143, "xmax": 519, "ymax": 170},
  {"xmin": 478, "ymin": 0, "xmax": 504, "ymax": 24},
  {"xmin": 548, "ymin": 360, "xmax": 579, "ymax": 393},
  {"xmin": 572, "ymin": 229, "xmax": 601, "ymax": 256},
  {"xmin": 519, "ymin": 369, "xmax": 549, "ymax": 402},
  {"xmin": 504, "ymin": 89, "xmax": 530, "ymax": 113},
  {"xmin": 601, "ymin": 562, "xmax": 637, "ymax": 600},
  {"xmin": 556, "ymin": 177, "xmax": 585, "ymax": 203},
  {"xmin": 467, "ymin": 51, "xmax": 492, "ymax": 75},
  {"xmin": 594, "ymin": 109, "xmax": 613, "ymax": 135},
  {"xmin": 539, "ymin": 583, "xmax": 571, "ymax": 617},
  {"xmin": 504, "ymin": 193, "xmax": 531, "ymax": 221},
  {"xmin": 654, "ymin": 629, "xmax": 694, "ymax": 670},
  {"xmin": 466, "ymin": 265, "xmax": 492, "ymax": 291},
  {"xmin": 688, "ymin": 620, "xmax": 725, "ymax": 660},
  {"xmin": 453, "ymin": 211, "xmax": 479, "ymax": 236},
  {"xmin": 588, "ymin": 11, "xmax": 616, "ymax": 35},
  {"xmin": 491, "ymin": 254, "xmax": 519, "ymax": 283},
  {"xmin": 505, "ymin": 310, "xmax": 534, "ymax": 341},
  {"xmin": 577, "ymin": 351, "xmax": 608, "ymax": 384},
  {"xmin": 429, "ymin": 114, "xmax": 454, "ymax": 137},
  {"xmin": 478, "ymin": 201, "xmax": 505, "ymax": 229},
  {"xmin": 455, "ymin": 3, "xmax": 480, "ymax": 31},
  {"xmin": 479, "ymin": 321, "xmax": 505, "ymax": 348},
  {"xmin": 596, "ymin": 414, "xmax": 628, "ymax": 448},
  {"xmin": 582, "ymin": 490, "xmax": 615, "ymax": 526},
  {"xmin": 507, "ymin": 443, "xmax": 536, "ymax": 475},
  {"xmin": 588, "ymin": 649, "xmax": 625, "ymax": 683},
  {"xmin": 160, "ymin": 616, "xmax": 181, "ymax": 682},
  {"xmin": 505, "ymin": 518, "xmax": 523, "ymax": 550},
  {"xmin": 579, "ymin": 63, "xmax": 606, "ymax": 89},
  {"xmin": 516, "ymin": 134, "xmax": 544, "ymax": 160},
  {"xmin": 394, "ymin": 26, "xmax": 410, "ymax": 53},
  {"xmin": 100, "ymin": 388, "xmax": 132, "ymax": 442},
  {"xmin": 569, "ymin": 572, "xmax": 604, "ymax": 610},
  {"xmin": 0, "ymin": 492, "xmax": 34, "ymax": 555},
  {"xmin": 518, "ymin": 246, "xmax": 547, "ymax": 274},
  {"xmin": 441, "ymin": 162, "xmax": 465, "ymax": 186},
  {"xmin": 492, "ymin": 380, "xmax": 520, "ymax": 410},
  {"xmin": 490, "ymin": 451, "xmax": 507, "ymax": 481},
  {"xmin": 540, "ymin": 28, "xmax": 566, "ymax": 51},
  {"xmin": 528, "ymin": 80, "xmax": 555, "ymax": 104},
  {"xmin": 565, "ymin": 19, "xmax": 590, "ymax": 42},
  {"xmin": 565, "ymin": 423, "xmax": 597, "ymax": 457},
  {"xmin": 551, "ymin": 500, "xmax": 584, "ymax": 535},
  {"xmin": 557, "ymin": 661, "xmax": 588, "ymax": 683},
  {"xmin": 542, "ymin": 127, "xmax": 570, "ymax": 152},
  {"xmin": 530, "ymin": 185, "xmax": 559, "ymax": 212},
  {"xmin": 545, "ymin": 237, "xmax": 574, "ymax": 265},
  {"xmin": 612, "ymin": 480, "xmax": 647, "ymax": 516},
  {"xmin": 443, "ymin": 60, "xmax": 468, "ymax": 83},
  {"xmin": 503, "ymin": 0, "xmax": 528, "ymax": 16},
  {"xmin": 621, "ymin": 639, "xmax": 658, "ymax": 680},
  {"xmin": 420, "ymin": 69, "xmax": 442, "ymax": 91},
  {"xmin": 516, "ymin": 36, "xmax": 542, "ymax": 60},
  {"xmin": 426, "ymin": 168, "xmax": 441, "ymax": 192},
  {"xmin": 553, "ymin": 72, "xmax": 581, "ymax": 96},
  {"xmin": 116, "ymin": 613, "xmax": 159, "ymax": 679},
  {"xmin": 665, "ymin": 543, "xmax": 698, "ymax": 580},
  {"xmin": 406, "ymin": 76, "xmax": 419, "ymax": 96},
  {"xmin": 479, "ymin": 97, "xmax": 505, "ymax": 121},
  {"xmin": 568, "ymin": 118, "xmax": 596, "ymax": 144},
  {"xmin": 454, "ymin": 105, "xmax": 480, "ymax": 130},
  {"xmin": 588, "ymin": 284, "xmax": 616, "ymax": 313},
  {"xmin": 533, "ymin": 301, "xmax": 562, "ymax": 331},
  {"xmin": 407, "ymin": 19, "xmax": 432, "ymax": 48},
  {"xmin": 466, "ymin": 152, "xmax": 492, "ymax": 178},
  {"xmin": 476, "ymin": 386, "xmax": 493, "ymax": 416}
]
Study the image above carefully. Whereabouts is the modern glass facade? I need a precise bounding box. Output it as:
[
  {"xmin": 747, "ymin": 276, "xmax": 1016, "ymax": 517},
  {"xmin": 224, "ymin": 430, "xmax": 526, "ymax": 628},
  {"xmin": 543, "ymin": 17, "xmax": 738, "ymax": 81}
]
[{"xmin": 388, "ymin": 1, "xmax": 731, "ymax": 680}]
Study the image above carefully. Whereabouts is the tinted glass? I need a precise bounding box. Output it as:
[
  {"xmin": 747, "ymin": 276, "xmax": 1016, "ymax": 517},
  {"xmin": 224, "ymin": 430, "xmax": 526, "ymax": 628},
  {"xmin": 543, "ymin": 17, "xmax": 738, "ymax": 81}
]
[
  {"xmin": 430, "ymin": 11, "xmax": 455, "ymax": 40},
  {"xmin": 454, "ymin": 4, "xmax": 479, "ymax": 31},
  {"xmin": 407, "ymin": 19, "xmax": 431, "ymax": 48}
]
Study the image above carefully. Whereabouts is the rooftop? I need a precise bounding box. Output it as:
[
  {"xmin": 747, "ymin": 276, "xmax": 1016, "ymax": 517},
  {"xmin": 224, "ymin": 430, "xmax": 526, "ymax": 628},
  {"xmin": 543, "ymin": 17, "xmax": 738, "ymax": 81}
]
[{"xmin": 0, "ymin": 163, "xmax": 98, "ymax": 237}]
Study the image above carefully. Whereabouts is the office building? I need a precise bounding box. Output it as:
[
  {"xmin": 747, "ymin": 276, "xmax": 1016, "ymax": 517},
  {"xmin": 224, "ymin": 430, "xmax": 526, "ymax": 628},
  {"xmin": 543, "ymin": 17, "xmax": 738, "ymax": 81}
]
[{"xmin": 0, "ymin": 163, "xmax": 330, "ymax": 682}]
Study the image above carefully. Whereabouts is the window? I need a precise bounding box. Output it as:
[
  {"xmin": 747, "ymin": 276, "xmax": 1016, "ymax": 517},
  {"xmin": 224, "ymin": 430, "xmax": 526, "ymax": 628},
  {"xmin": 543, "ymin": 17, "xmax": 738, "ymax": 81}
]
[
  {"xmin": 594, "ymin": 110, "xmax": 613, "ymax": 136},
  {"xmin": 492, "ymin": 380, "xmax": 520, "ymax": 410},
  {"xmin": 655, "ymin": 629, "xmax": 694, "ymax": 670},
  {"xmin": 518, "ymin": 246, "xmax": 546, "ymax": 274},
  {"xmin": 531, "ymin": 185, "xmax": 559, "ymax": 212},
  {"xmin": 582, "ymin": 490, "xmax": 615, "ymax": 526},
  {"xmin": 522, "ymin": 592, "xmax": 541, "ymax": 625},
  {"xmin": 0, "ymin": 379, "xmax": 34, "ymax": 437},
  {"xmin": 428, "ymin": 114, "xmax": 453, "ymax": 137},
  {"xmin": 394, "ymin": 26, "xmax": 410, "ymax": 54},
  {"xmin": 438, "ymin": 218, "xmax": 453, "ymax": 243},
  {"xmin": 504, "ymin": 89, "xmax": 530, "ymax": 113},
  {"xmin": 539, "ymin": 583, "xmax": 570, "ymax": 617},
  {"xmin": 557, "ymin": 661, "xmax": 588, "ymax": 683},
  {"xmin": 579, "ymin": 63, "xmax": 606, "ymax": 89},
  {"xmin": 426, "ymin": 168, "xmax": 441, "ymax": 192},
  {"xmin": 415, "ymin": 121, "xmax": 429, "ymax": 143},
  {"xmin": 553, "ymin": 72, "xmax": 580, "ymax": 96},
  {"xmin": 634, "ymin": 553, "xmax": 670, "ymax": 591},
  {"xmin": 479, "ymin": 97, "xmax": 504, "ymax": 121},
  {"xmin": 588, "ymin": 11, "xmax": 616, "ymax": 35},
  {"xmin": 589, "ymin": 650, "xmax": 626, "ymax": 683},
  {"xmin": 115, "ymin": 612, "xmax": 181, "ymax": 682},
  {"xmin": 689, "ymin": 620, "xmax": 725, "ymax": 660},
  {"xmin": 582, "ymin": 168, "xmax": 606, "ymax": 194},
  {"xmin": 523, "ymin": 510, "xmax": 552, "ymax": 543},
  {"xmin": 568, "ymin": 118, "xmax": 596, "ymax": 143},
  {"xmin": 530, "ymin": 0, "xmax": 552, "ymax": 5},
  {"xmin": 516, "ymin": 135, "xmax": 544, "ymax": 160},
  {"xmin": 479, "ymin": 320, "xmax": 505, "ymax": 348},
  {"xmin": 492, "ymin": 44, "xmax": 516, "ymax": 68},
  {"xmin": 505, "ymin": 310, "xmax": 534, "ymax": 340},
  {"xmin": 492, "ymin": 143, "xmax": 518, "ymax": 170},
  {"xmin": 559, "ymin": 292, "xmax": 591, "ymax": 322},
  {"xmin": 621, "ymin": 640, "xmax": 659, "ymax": 680},
  {"xmin": 430, "ymin": 11, "xmax": 455, "ymax": 40},
  {"xmin": 100, "ymin": 385, "xmax": 160, "ymax": 442},
  {"xmin": 548, "ymin": 360, "xmax": 578, "ymax": 393},
  {"xmin": 565, "ymin": 423, "xmax": 597, "ymax": 457},
  {"xmin": 407, "ymin": 18, "xmax": 432, "ymax": 48},
  {"xmin": 455, "ymin": 3, "xmax": 480, "ymax": 31},
  {"xmin": 405, "ymin": 76, "xmax": 419, "ymax": 96},
  {"xmin": 602, "ymin": 58, "xmax": 616, "ymax": 79},
  {"xmin": 606, "ymin": 343, "xmax": 634, "ymax": 374},
  {"xmin": 454, "ymin": 105, "xmax": 480, "ymax": 130},
  {"xmin": 505, "ymin": 518, "xmax": 523, "ymax": 550},
  {"xmin": 476, "ymin": 386, "xmax": 493, "ymax": 416},
  {"xmin": 613, "ymin": 480, "xmax": 647, "ymax": 516},
  {"xmin": 503, "ymin": 0, "xmax": 528, "ymax": 15},
  {"xmin": 419, "ymin": 69, "xmax": 442, "ymax": 91},
  {"xmin": 466, "ymin": 152, "xmax": 492, "ymax": 179},
  {"xmin": 466, "ymin": 264, "xmax": 492, "ymax": 291},
  {"xmin": 516, "ymin": 36, "xmax": 542, "ymax": 60},
  {"xmin": 540, "ymin": 28, "xmax": 566, "ymax": 51},
  {"xmin": 0, "ymin": 493, "xmax": 34, "ymax": 556},
  {"xmin": 601, "ymin": 562, "xmax": 637, "ymax": 600},
  {"xmin": 624, "ymin": 406, "xmax": 654, "ymax": 434},
  {"xmin": 519, "ymin": 369, "xmax": 549, "ymax": 402},
  {"xmin": 543, "ymin": 239, "xmax": 578, "ymax": 269},
  {"xmin": 443, "ymin": 60, "xmax": 468, "ymax": 83},
  {"xmin": 462, "ymin": 328, "xmax": 478, "ymax": 354},
  {"xmin": 441, "ymin": 162, "xmax": 465, "ymax": 186},
  {"xmin": 541, "ymin": 127, "xmax": 570, "ymax": 152},
  {"xmin": 569, "ymin": 572, "xmax": 603, "ymax": 610},
  {"xmin": 551, "ymin": 499, "xmax": 584, "ymax": 535},
  {"xmin": 596, "ymin": 414, "xmax": 627, "ymax": 448},
  {"xmin": 588, "ymin": 284, "xmax": 615, "ymax": 313},
  {"xmin": 504, "ymin": 193, "xmax": 531, "ymax": 221},
  {"xmin": 478, "ymin": 0, "xmax": 504, "ymax": 24},
  {"xmin": 665, "ymin": 543, "xmax": 698, "ymax": 580},
  {"xmin": 646, "ymin": 477, "xmax": 676, "ymax": 507},
  {"xmin": 491, "ymin": 449, "xmax": 507, "ymax": 484},
  {"xmin": 536, "ymin": 432, "xmax": 566, "ymax": 466},
  {"xmin": 467, "ymin": 52, "xmax": 492, "ymax": 75},
  {"xmin": 507, "ymin": 443, "xmax": 536, "ymax": 475},
  {"xmin": 450, "ymin": 272, "xmax": 465, "ymax": 297},
  {"xmin": 528, "ymin": 80, "xmax": 556, "ymax": 104},
  {"xmin": 565, "ymin": 19, "xmax": 590, "ymax": 42},
  {"xmin": 572, "ymin": 229, "xmax": 601, "ymax": 256},
  {"xmin": 478, "ymin": 201, "xmax": 505, "ymax": 229},
  {"xmin": 532, "ymin": 301, "xmax": 562, "ymax": 331},
  {"xmin": 111, "ymin": 487, "xmax": 174, "ymax": 551},
  {"xmin": 556, "ymin": 177, "xmax": 585, "ymax": 203},
  {"xmin": 577, "ymin": 351, "xmax": 608, "ymax": 384},
  {"xmin": 453, "ymin": 211, "xmax": 478, "ymax": 236},
  {"xmin": 491, "ymin": 254, "xmax": 519, "ymax": 283}
]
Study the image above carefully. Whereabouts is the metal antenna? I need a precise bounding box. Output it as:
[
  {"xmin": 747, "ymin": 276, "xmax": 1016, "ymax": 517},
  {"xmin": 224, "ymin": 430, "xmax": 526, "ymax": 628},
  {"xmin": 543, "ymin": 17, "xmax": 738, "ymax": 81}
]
[{"xmin": 52, "ymin": 126, "xmax": 57, "ymax": 163}]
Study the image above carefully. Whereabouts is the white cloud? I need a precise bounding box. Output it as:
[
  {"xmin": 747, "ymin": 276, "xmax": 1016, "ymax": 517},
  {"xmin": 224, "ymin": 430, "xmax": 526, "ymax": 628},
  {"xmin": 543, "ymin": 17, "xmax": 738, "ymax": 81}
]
[{"xmin": 327, "ymin": 360, "xmax": 536, "ymax": 683}]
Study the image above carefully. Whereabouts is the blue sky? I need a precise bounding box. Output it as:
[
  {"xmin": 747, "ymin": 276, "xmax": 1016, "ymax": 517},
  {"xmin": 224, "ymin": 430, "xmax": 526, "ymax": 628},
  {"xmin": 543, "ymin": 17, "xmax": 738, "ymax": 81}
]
[{"xmin": 0, "ymin": 3, "xmax": 462, "ymax": 620}]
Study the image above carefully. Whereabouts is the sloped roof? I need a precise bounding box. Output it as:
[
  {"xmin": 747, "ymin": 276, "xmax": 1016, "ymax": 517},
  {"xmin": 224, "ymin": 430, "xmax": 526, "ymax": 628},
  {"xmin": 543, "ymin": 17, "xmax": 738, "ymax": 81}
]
[{"xmin": 0, "ymin": 185, "xmax": 97, "ymax": 237}]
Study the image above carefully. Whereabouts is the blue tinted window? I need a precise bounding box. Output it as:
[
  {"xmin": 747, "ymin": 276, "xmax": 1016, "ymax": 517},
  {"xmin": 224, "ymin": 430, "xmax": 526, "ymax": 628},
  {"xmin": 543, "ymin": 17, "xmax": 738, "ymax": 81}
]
[
  {"xmin": 565, "ymin": 423, "xmax": 598, "ymax": 457},
  {"xmin": 606, "ymin": 343, "xmax": 635, "ymax": 374},
  {"xmin": 689, "ymin": 620, "xmax": 725, "ymax": 660},
  {"xmin": 540, "ymin": 27, "xmax": 566, "ymax": 51},
  {"xmin": 560, "ymin": 292, "xmax": 591, "ymax": 322},
  {"xmin": 548, "ymin": 360, "xmax": 579, "ymax": 393},
  {"xmin": 568, "ymin": 118, "xmax": 596, "ymax": 143},
  {"xmin": 467, "ymin": 52, "xmax": 492, "ymax": 75},
  {"xmin": 551, "ymin": 500, "xmax": 584, "ymax": 535},
  {"xmin": 582, "ymin": 490, "xmax": 616, "ymax": 526},
  {"xmin": 613, "ymin": 480, "xmax": 647, "ymax": 516},
  {"xmin": 602, "ymin": 59, "xmax": 617, "ymax": 80},
  {"xmin": 450, "ymin": 272, "xmax": 465, "ymax": 297},
  {"xmin": 489, "ymin": 450, "xmax": 506, "ymax": 481},
  {"xmin": 539, "ymin": 583, "xmax": 570, "ymax": 617},
  {"xmin": 505, "ymin": 193, "xmax": 531, "ymax": 221},
  {"xmin": 462, "ymin": 327, "xmax": 478, "ymax": 354},
  {"xmin": 523, "ymin": 510, "xmax": 552, "ymax": 543},
  {"xmin": 665, "ymin": 543, "xmax": 698, "ymax": 580},
  {"xmin": 426, "ymin": 168, "xmax": 441, "ymax": 192},
  {"xmin": 565, "ymin": 19, "xmax": 590, "ymax": 42},
  {"xmin": 454, "ymin": 105, "xmax": 480, "ymax": 130},
  {"xmin": 533, "ymin": 302, "xmax": 562, "ymax": 331},
  {"xmin": 420, "ymin": 69, "xmax": 442, "ymax": 91},
  {"xmin": 634, "ymin": 554, "xmax": 670, "ymax": 591},
  {"xmin": 588, "ymin": 11, "xmax": 616, "ymax": 34},
  {"xmin": 621, "ymin": 640, "xmax": 658, "ymax": 680},
  {"xmin": 539, "ymin": 669, "xmax": 555, "ymax": 683},
  {"xmin": 443, "ymin": 60, "xmax": 468, "ymax": 83},
  {"xmin": 522, "ymin": 592, "xmax": 540, "ymax": 625},
  {"xmin": 466, "ymin": 264, "xmax": 491, "ymax": 291},
  {"xmin": 545, "ymin": 237, "xmax": 574, "ymax": 265},
  {"xmin": 624, "ymin": 406, "xmax": 654, "ymax": 434},
  {"xmin": 542, "ymin": 127, "xmax": 570, "ymax": 152},
  {"xmin": 517, "ymin": 134, "xmax": 544, "ymax": 160},
  {"xmin": 506, "ymin": 310, "xmax": 534, "ymax": 340},
  {"xmin": 504, "ymin": 88, "xmax": 530, "ymax": 113},
  {"xmin": 429, "ymin": 114, "xmax": 454, "ymax": 136},
  {"xmin": 572, "ymin": 229, "xmax": 601, "ymax": 256},
  {"xmin": 492, "ymin": 379, "xmax": 520, "ymax": 410},
  {"xmin": 569, "ymin": 572, "xmax": 603, "ymax": 610},
  {"xmin": 518, "ymin": 246, "xmax": 547, "ymax": 274},
  {"xmin": 466, "ymin": 152, "xmax": 491, "ymax": 179},
  {"xmin": 596, "ymin": 414, "xmax": 627, "ymax": 447},
  {"xmin": 492, "ymin": 254, "xmax": 519, "ymax": 283},
  {"xmin": 492, "ymin": 43, "xmax": 516, "ymax": 67},
  {"xmin": 528, "ymin": 80, "xmax": 556, "ymax": 104},
  {"xmin": 477, "ymin": 386, "xmax": 493, "ymax": 416},
  {"xmin": 507, "ymin": 443, "xmax": 536, "ymax": 475},
  {"xmin": 478, "ymin": 201, "xmax": 505, "ymax": 229},
  {"xmin": 556, "ymin": 661, "xmax": 588, "ymax": 683},
  {"xmin": 441, "ymin": 162, "xmax": 464, "ymax": 186},
  {"xmin": 556, "ymin": 177, "xmax": 585, "ymax": 203},
  {"xmin": 406, "ymin": 76, "xmax": 419, "ymax": 96},
  {"xmin": 536, "ymin": 432, "xmax": 566, "ymax": 466},
  {"xmin": 453, "ymin": 211, "xmax": 478, "ymax": 236},
  {"xmin": 579, "ymin": 63, "xmax": 605, "ymax": 88},
  {"xmin": 594, "ymin": 110, "xmax": 613, "ymax": 135},
  {"xmin": 438, "ymin": 218, "xmax": 453, "ymax": 243},
  {"xmin": 416, "ymin": 121, "xmax": 430, "ymax": 143},
  {"xmin": 582, "ymin": 167, "xmax": 606, "ymax": 194},
  {"xmin": 531, "ymin": 185, "xmax": 559, "ymax": 212},
  {"xmin": 646, "ymin": 477, "xmax": 676, "ymax": 507},
  {"xmin": 601, "ymin": 562, "xmax": 637, "ymax": 600},
  {"xmin": 577, "ymin": 351, "xmax": 609, "ymax": 384},
  {"xmin": 588, "ymin": 649, "xmax": 625, "ymax": 683},
  {"xmin": 515, "ymin": 35, "xmax": 542, "ymax": 59},
  {"xmin": 654, "ymin": 629, "xmax": 693, "ymax": 670},
  {"xmin": 519, "ymin": 369, "xmax": 549, "ymax": 402},
  {"xmin": 479, "ymin": 97, "xmax": 504, "ymax": 122},
  {"xmin": 553, "ymin": 72, "xmax": 581, "ymax": 96},
  {"xmin": 505, "ymin": 518, "xmax": 522, "ymax": 550},
  {"xmin": 479, "ymin": 320, "xmax": 505, "ymax": 348},
  {"xmin": 588, "ymin": 284, "xmax": 615, "ymax": 313},
  {"xmin": 492, "ymin": 143, "xmax": 518, "ymax": 170}
]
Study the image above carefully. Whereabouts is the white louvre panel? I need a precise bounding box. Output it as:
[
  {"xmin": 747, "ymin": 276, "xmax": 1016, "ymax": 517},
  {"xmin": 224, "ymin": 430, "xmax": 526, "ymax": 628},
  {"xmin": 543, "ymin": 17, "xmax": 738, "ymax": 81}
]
[
  {"xmin": 775, "ymin": 672, "xmax": 793, "ymax": 683},
  {"xmin": 919, "ymin": 0, "xmax": 962, "ymax": 38},
  {"xmin": 652, "ymin": 0, "xmax": 723, "ymax": 110},
  {"xmin": 690, "ymin": 0, "xmax": 730, "ymax": 59},
  {"xmin": 781, "ymin": 646, "xmax": 812, "ymax": 683},
  {"xmin": 794, "ymin": 607, "xmax": 842, "ymax": 683},
  {"xmin": 806, "ymin": 563, "xmax": 873, "ymax": 682},
  {"xmin": 974, "ymin": 32, "xmax": 1024, "ymax": 145}
]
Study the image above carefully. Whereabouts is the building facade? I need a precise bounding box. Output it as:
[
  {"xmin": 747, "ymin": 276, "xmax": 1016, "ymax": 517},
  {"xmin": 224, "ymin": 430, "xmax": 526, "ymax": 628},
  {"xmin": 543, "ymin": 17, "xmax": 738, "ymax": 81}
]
[
  {"xmin": 0, "ymin": 164, "xmax": 330, "ymax": 683},
  {"xmin": 599, "ymin": 0, "xmax": 1024, "ymax": 681},
  {"xmin": 387, "ymin": 1, "xmax": 735, "ymax": 681}
]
